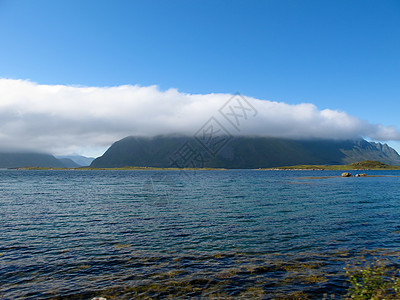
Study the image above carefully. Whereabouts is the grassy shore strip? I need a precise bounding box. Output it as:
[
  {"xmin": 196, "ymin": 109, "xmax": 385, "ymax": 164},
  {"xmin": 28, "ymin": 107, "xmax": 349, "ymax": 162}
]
[
  {"xmin": 17, "ymin": 166, "xmax": 227, "ymax": 171},
  {"xmin": 259, "ymin": 160, "xmax": 400, "ymax": 171}
]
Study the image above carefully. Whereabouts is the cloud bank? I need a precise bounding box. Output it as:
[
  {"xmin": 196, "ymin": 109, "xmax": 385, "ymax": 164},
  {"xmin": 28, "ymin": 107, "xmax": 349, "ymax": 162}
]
[{"xmin": 0, "ymin": 78, "xmax": 399, "ymax": 156}]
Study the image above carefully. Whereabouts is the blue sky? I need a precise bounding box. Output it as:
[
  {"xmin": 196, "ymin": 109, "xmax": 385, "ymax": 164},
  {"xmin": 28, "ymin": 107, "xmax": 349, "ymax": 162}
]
[{"xmin": 0, "ymin": 0, "xmax": 399, "ymax": 156}]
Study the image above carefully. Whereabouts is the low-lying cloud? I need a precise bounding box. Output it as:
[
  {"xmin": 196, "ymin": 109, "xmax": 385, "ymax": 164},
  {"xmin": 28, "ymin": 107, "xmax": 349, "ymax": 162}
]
[{"xmin": 0, "ymin": 78, "xmax": 399, "ymax": 156}]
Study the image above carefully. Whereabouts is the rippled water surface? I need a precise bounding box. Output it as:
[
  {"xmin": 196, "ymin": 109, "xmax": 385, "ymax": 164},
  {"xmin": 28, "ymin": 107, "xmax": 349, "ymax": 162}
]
[{"xmin": 1, "ymin": 169, "xmax": 400, "ymax": 298}]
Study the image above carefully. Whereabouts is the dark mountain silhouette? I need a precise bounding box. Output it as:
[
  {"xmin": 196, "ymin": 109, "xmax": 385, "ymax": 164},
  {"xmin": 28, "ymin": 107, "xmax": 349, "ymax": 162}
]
[
  {"xmin": 57, "ymin": 158, "xmax": 81, "ymax": 168},
  {"xmin": 0, "ymin": 153, "xmax": 66, "ymax": 168},
  {"xmin": 90, "ymin": 136, "xmax": 400, "ymax": 168},
  {"xmin": 56, "ymin": 155, "xmax": 95, "ymax": 167}
]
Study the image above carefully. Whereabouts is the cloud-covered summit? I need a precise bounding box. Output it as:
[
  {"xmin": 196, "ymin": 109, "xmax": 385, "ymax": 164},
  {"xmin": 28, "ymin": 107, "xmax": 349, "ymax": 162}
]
[{"xmin": 0, "ymin": 78, "xmax": 399, "ymax": 156}]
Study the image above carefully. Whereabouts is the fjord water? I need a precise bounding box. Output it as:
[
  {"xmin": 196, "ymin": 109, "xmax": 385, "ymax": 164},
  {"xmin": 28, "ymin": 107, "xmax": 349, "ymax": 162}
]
[{"xmin": 1, "ymin": 169, "xmax": 400, "ymax": 298}]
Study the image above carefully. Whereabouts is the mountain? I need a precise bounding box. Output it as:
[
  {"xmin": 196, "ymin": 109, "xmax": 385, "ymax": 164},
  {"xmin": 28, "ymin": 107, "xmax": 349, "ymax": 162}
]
[
  {"xmin": 57, "ymin": 158, "xmax": 81, "ymax": 168},
  {"xmin": 0, "ymin": 153, "xmax": 66, "ymax": 168},
  {"xmin": 56, "ymin": 155, "xmax": 95, "ymax": 167},
  {"xmin": 90, "ymin": 136, "xmax": 400, "ymax": 168}
]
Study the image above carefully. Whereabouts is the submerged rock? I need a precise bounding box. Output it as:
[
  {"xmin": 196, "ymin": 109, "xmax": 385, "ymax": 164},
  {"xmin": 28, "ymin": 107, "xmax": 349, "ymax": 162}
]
[
  {"xmin": 355, "ymin": 173, "xmax": 367, "ymax": 177},
  {"xmin": 342, "ymin": 172, "xmax": 352, "ymax": 177}
]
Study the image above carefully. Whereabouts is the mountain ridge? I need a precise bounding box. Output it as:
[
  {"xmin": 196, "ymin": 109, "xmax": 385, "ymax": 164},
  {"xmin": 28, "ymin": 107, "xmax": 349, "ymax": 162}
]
[
  {"xmin": 0, "ymin": 153, "xmax": 66, "ymax": 168},
  {"xmin": 56, "ymin": 155, "xmax": 95, "ymax": 167},
  {"xmin": 90, "ymin": 136, "xmax": 400, "ymax": 169},
  {"xmin": 0, "ymin": 153, "xmax": 94, "ymax": 168}
]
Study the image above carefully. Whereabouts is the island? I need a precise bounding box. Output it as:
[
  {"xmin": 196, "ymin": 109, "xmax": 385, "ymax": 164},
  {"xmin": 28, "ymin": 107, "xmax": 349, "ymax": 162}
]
[{"xmin": 260, "ymin": 160, "xmax": 400, "ymax": 170}]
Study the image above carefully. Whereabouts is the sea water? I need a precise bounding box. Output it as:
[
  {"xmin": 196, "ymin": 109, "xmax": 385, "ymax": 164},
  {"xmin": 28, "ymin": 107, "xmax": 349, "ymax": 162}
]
[{"xmin": 1, "ymin": 169, "xmax": 400, "ymax": 298}]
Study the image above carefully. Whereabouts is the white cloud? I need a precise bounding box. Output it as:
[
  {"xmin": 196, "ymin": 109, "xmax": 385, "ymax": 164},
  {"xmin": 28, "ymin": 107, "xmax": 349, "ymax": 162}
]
[{"xmin": 0, "ymin": 78, "xmax": 399, "ymax": 156}]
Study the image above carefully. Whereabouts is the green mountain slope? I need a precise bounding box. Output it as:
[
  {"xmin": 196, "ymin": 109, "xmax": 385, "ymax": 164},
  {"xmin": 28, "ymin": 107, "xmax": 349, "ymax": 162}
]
[{"xmin": 90, "ymin": 136, "xmax": 400, "ymax": 169}]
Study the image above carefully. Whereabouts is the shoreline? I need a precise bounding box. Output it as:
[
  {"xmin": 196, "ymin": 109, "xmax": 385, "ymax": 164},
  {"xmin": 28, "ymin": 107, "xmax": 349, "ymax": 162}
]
[
  {"xmin": 10, "ymin": 160, "xmax": 400, "ymax": 171},
  {"xmin": 15, "ymin": 166, "xmax": 228, "ymax": 171},
  {"xmin": 259, "ymin": 160, "xmax": 400, "ymax": 171}
]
